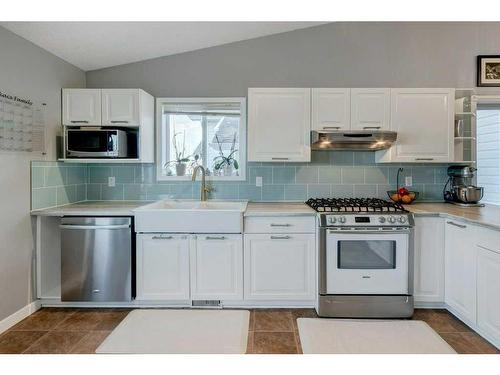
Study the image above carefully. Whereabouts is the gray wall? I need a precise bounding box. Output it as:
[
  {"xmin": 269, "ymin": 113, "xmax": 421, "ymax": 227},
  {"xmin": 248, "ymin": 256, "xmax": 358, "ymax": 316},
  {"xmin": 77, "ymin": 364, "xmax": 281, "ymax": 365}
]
[
  {"xmin": 0, "ymin": 26, "xmax": 85, "ymax": 322},
  {"xmin": 87, "ymin": 22, "xmax": 500, "ymax": 94}
]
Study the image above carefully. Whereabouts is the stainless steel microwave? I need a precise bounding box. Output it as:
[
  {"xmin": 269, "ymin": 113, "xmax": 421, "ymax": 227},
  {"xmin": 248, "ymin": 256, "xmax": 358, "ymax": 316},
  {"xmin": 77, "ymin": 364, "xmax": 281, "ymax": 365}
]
[{"xmin": 65, "ymin": 128, "xmax": 128, "ymax": 158}]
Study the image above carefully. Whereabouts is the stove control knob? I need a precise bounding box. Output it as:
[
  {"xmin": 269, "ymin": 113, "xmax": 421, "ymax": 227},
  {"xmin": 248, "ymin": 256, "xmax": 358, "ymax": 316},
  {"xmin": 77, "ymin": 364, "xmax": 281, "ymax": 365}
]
[
  {"xmin": 338, "ymin": 216, "xmax": 346, "ymax": 224},
  {"xmin": 398, "ymin": 216, "xmax": 407, "ymax": 224},
  {"xmin": 378, "ymin": 217, "xmax": 386, "ymax": 224},
  {"xmin": 328, "ymin": 216, "xmax": 337, "ymax": 224},
  {"xmin": 387, "ymin": 216, "xmax": 396, "ymax": 224}
]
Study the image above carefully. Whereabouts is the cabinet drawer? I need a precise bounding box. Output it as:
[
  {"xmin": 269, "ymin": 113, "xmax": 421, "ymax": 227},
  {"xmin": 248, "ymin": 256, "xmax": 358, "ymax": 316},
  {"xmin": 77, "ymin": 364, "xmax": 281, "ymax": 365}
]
[
  {"xmin": 244, "ymin": 216, "xmax": 316, "ymax": 233},
  {"xmin": 476, "ymin": 226, "xmax": 500, "ymax": 255}
]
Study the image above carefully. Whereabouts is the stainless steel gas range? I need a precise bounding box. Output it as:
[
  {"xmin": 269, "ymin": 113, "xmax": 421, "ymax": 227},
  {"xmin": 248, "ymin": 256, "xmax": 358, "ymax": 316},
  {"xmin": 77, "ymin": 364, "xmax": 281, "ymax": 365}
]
[{"xmin": 306, "ymin": 198, "xmax": 415, "ymax": 318}]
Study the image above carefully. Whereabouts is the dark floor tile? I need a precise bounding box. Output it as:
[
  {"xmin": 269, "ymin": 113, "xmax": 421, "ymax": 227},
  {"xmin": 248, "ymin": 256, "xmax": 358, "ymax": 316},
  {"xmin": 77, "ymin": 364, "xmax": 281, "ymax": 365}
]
[
  {"xmin": 53, "ymin": 310, "xmax": 102, "ymax": 331},
  {"xmin": 253, "ymin": 332, "xmax": 298, "ymax": 354},
  {"xmin": 246, "ymin": 331, "xmax": 254, "ymax": 354},
  {"xmin": 460, "ymin": 332, "xmax": 499, "ymax": 354},
  {"xmin": 254, "ymin": 310, "xmax": 294, "ymax": 332},
  {"xmin": 11, "ymin": 308, "xmax": 76, "ymax": 331},
  {"xmin": 24, "ymin": 331, "xmax": 88, "ymax": 354},
  {"xmin": 92, "ymin": 311, "xmax": 129, "ymax": 331},
  {"xmin": 248, "ymin": 310, "xmax": 255, "ymax": 331},
  {"xmin": 426, "ymin": 309, "xmax": 472, "ymax": 334},
  {"xmin": 69, "ymin": 331, "xmax": 111, "ymax": 354},
  {"xmin": 295, "ymin": 331, "xmax": 303, "ymax": 354},
  {"xmin": 0, "ymin": 331, "xmax": 47, "ymax": 354}
]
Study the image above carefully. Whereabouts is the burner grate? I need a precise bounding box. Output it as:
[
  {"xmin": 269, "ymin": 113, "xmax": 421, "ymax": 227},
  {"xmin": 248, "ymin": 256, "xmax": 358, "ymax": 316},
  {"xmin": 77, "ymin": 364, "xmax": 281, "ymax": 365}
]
[{"xmin": 305, "ymin": 197, "xmax": 407, "ymax": 213}]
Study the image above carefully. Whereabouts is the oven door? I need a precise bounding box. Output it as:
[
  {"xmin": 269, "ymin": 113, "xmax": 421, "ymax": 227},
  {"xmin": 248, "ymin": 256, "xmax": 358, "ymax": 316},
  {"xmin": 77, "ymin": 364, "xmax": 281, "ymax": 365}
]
[
  {"xmin": 325, "ymin": 229, "xmax": 409, "ymax": 295},
  {"xmin": 66, "ymin": 129, "xmax": 117, "ymax": 157}
]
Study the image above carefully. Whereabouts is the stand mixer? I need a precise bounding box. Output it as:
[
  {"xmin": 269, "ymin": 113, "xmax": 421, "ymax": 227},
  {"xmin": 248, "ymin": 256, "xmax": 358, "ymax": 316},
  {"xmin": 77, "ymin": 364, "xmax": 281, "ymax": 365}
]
[{"xmin": 443, "ymin": 166, "xmax": 484, "ymax": 207}]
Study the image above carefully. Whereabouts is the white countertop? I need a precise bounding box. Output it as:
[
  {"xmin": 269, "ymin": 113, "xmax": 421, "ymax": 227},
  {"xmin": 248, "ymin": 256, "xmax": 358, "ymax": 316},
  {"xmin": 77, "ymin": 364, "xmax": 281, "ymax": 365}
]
[
  {"xmin": 405, "ymin": 203, "xmax": 500, "ymax": 231},
  {"xmin": 31, "ymin": 201, "xmax": 316, "ymax": 218},
  {"xmin": 31, "ymin": 201, "xmax": 152, "ymax": 217},
  {"xmin": 31, "ymin": 200, "xmax": 500, "ymax": 231},
  {"xmin": 244, "ymin": 202, "xmax": 316, "ymax": 217}
]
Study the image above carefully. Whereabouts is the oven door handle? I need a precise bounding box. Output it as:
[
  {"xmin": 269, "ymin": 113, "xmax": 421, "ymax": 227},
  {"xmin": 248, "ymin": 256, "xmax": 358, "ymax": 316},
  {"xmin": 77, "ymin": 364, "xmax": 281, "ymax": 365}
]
[{"xmin": 327, "ymin": 229, "xmax": 412, "ymax": 234}]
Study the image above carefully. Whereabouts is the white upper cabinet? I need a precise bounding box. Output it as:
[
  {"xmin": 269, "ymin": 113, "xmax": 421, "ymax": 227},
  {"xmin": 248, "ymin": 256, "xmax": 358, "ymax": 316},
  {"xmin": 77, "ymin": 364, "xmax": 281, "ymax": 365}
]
[
  {"xmin": 444, "ymin": 220, "xmax": 477, "ymax": 325},
  {"xmin": 413, "ymin": 217, "xmax": 445, "ymax": 304},
  {"xmin": 350, "ymin": 88, "xmax": 390, "ymax": 131},
  {"xmin": 102, "ymin": 89, "xmax": 140, "ymax": 126},
  {"xmin": 62, "ymin": 89, "xmax": 101, "ymax": 126},
  {"xmin": 377, "ymin": 88, "xmax": 454, "ymax": 163},
  {"xmin": 311, "ymin": 88, "xmax": 350, "ymax": 131},
  {"xmin": 190, "ymin": 234, "xmax": 243, "ymax": 301},
  {"xmin": 248, "ymin": 88, "xmax": 311, "ymax": 162}
]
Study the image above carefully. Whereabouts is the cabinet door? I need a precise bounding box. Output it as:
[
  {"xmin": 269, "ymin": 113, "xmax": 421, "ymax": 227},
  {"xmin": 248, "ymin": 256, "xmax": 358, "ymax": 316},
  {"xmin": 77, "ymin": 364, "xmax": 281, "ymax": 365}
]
[
  {"xmin": 190, "ymin": 234, "xmax": 243, "ymax": 301},
  {"xmin": 248, "ymin": 88, "xmax": 311, "ymax": 162},
  {"xmin": 244, "ymin": 234, "xmax": 315, "ymax": 301},
  {"xmin": 350, "ymin": 88, "xmax": 390, "ymax": 131},
  {"xmin": 136, "ymin": 234, "xmax": 190, "ymax": 301},
  {"xmin": 413, "ymin": 217, "xmax": 445, "ymax": 304},
  {"xmin": 311, "ymin": 88, "xmax": 350, "ymax": 131},
  {"xmin": 62, "ymin": 89, "xmax": 101, "ymax": 125},
  {"xmin": 477, "ymin": 246, "xmax": 500, "ymax": 348},
  {"xmin": 102, "ymin": 89, "xmax": 140, "ymax": 126},
  {"xmin": 444, "ymin": 220, "xmax": 476, "ymax": 324},
  {"xmin": 380, "ymin": 88, "xmax": 454, "ymax": 162}
]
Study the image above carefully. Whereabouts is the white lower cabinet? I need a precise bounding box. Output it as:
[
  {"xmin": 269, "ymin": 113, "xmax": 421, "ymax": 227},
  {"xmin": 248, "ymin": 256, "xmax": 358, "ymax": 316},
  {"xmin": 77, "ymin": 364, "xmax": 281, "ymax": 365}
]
[
  {"xmin": 136, "ymin": 234, "xmax": 190, "ymax": 301},
  {"xmin": 477, "ymin": 246, "xmax": 500, "ymax": 347},
  {"xmin": 413, "ymin": 217, "xmax": 445, "ymax": 304},
  {"xmin": 190, "ymin": 234, "xmax": 243, "ymax": 301},
  {"xmin": 444, "ymin": 220, "xmax": 477, "ymax": 324},
  {"xmin": 244, "ymin": 234, "xmax": 315, "ymax": 301}
]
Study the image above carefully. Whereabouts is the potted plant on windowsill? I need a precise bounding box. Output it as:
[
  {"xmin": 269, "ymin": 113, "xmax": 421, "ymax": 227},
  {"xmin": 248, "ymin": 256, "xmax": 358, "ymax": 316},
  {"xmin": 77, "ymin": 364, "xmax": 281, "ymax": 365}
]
[
  {"xmin": 164, "ymin": 131, "xmax": 195, "ymax": 176},
  {"xmin": 213, "ymin": 133, "xmax": 239, "ymax": 177}
]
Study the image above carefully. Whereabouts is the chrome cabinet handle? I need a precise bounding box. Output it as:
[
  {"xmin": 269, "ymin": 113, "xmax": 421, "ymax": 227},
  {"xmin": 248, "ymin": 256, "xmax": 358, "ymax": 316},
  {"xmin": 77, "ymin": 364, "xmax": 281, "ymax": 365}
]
[
  {"xmin": 270, "ymin": 223, "xmax": 292, "ymax": 227},
  {"xmin": 152, "ymin": 235, "xmax": 174, "ymax": 240},
  {"xmin": 271, "ymin": 157, "xmax": 289, "ymax": 160},
  {"xmin": 205, "ymin": 236, "xmax": 226, "ymax": 240},
  {"xmin": 322, "ymin": 126, "xmax": 341, "ymax": 129},
  {"xmin": 270, "ymin": 235, "xmax": 291, "ymax": 240},
  {"xmin": 70, "ymin": 120, "xmax": 89, "ymax": 123},
  {"xmin": 415, "ymin": 158, "xmax": 434, "ymax": 161},
  {"xmin": 446, "ymin": 221, "xmax": 467, "ymax": 229},
  {"xmin": 363, "ymin": 126, "xmax": 381, "ymax": 129},
  {"xmin": 110, "ymin": 120, "xmax": 129, "ymax": 123}
]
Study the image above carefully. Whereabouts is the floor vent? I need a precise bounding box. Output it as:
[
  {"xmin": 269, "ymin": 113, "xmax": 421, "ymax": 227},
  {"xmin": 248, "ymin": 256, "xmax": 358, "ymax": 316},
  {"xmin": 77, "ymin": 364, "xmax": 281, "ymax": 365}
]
[{"xmin": 192, "ymin": 300, "xmax": 222, "ymax": 308}]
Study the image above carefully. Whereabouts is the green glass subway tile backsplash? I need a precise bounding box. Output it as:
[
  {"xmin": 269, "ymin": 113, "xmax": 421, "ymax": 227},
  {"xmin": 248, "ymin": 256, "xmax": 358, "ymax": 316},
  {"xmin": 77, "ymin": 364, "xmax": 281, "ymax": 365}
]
[
  {"xmin": 31, "ymin": 162, "xmax": 87, "ymax": 210},
  {"xmin": 31, "ymin": 152, "xmax": 451, "ymax": 209}
]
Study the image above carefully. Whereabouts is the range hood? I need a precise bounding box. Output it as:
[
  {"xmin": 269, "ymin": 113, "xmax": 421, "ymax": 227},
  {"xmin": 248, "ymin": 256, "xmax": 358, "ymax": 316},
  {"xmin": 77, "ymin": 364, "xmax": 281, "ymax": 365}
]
[{"xmin": 311, "ymin": 130, "xmax": 397, "ymax": 151}]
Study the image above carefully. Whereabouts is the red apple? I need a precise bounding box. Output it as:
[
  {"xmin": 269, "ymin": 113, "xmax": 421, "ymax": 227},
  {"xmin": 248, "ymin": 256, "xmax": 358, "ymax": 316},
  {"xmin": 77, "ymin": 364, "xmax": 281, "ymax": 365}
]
[{"xmin": 398, "ymin": 187, "xmax": 409, "ymax": 196}]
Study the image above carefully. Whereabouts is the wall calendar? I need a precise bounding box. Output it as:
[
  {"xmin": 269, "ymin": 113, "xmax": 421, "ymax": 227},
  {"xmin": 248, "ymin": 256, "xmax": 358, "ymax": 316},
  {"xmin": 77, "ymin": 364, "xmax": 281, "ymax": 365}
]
[{"xmin": 0, "ymin": 90, "xmax": 45, "ymax": 154}]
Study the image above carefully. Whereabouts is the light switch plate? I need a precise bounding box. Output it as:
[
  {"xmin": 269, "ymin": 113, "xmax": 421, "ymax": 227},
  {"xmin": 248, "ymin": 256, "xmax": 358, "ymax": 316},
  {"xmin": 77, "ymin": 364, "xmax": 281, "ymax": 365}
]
[
  {"xmin": 108, "ymin": 176, "xmax": 116, "ymax": 187},
  {"xmin": 405, "ymin": 176, "xmax": 413, "ymax": 187},
  {"xmin": 256, "ymin": 176, "xmax": 263, "ymax": 187}
]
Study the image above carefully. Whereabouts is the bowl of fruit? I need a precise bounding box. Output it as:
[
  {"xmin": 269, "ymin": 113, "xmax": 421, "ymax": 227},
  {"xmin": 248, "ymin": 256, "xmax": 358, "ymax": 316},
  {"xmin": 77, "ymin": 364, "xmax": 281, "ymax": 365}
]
[{"xmin": 387, "ymin": 187, "xmax": 419, "ymax": 204}]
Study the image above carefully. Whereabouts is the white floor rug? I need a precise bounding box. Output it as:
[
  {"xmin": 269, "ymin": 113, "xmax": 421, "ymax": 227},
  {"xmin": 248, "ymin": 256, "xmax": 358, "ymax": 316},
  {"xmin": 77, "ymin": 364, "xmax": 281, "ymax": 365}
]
[
  {"xmin": 96, "ymin": 309, "xmax": 250, "ymax": 354},
  {"xmin": 298, "ymin": 319, "xmax": 456, "ymax": 354}
]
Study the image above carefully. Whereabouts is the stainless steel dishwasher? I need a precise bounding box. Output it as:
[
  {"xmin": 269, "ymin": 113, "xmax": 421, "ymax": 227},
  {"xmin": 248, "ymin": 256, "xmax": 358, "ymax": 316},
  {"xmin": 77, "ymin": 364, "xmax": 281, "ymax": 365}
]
[{"xmin": 60, "ymin": 217, "xmax": 132, "ymax": 302}]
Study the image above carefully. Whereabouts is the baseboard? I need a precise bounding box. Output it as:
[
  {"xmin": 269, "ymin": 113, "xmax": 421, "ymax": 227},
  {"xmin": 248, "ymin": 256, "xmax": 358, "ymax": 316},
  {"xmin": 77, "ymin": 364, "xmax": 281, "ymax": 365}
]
[{"xmin": 0, "ymin": 300, "xmax": 41, "ymax": 334}]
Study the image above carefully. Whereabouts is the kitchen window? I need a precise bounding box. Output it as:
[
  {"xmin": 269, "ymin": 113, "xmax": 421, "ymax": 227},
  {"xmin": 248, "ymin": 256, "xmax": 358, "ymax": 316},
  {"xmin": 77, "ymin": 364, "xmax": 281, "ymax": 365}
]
[{"xmin": 156, "ymin": 98, "xmax": 246, "ymax": 181}]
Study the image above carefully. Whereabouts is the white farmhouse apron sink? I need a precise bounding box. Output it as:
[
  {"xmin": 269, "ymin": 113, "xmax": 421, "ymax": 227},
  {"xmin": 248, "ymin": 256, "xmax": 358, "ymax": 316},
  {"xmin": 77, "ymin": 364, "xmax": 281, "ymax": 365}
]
[{"xmin": 134, "ymin": 200, "xmax": 248, "ymax": 233}]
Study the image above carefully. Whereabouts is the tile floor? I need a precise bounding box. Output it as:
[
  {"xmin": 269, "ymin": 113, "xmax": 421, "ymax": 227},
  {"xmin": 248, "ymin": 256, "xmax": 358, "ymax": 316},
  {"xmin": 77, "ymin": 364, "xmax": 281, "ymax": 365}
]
[{"xmin": 0, "ymin": 308, "xmax": 497, "ymax": 354}]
